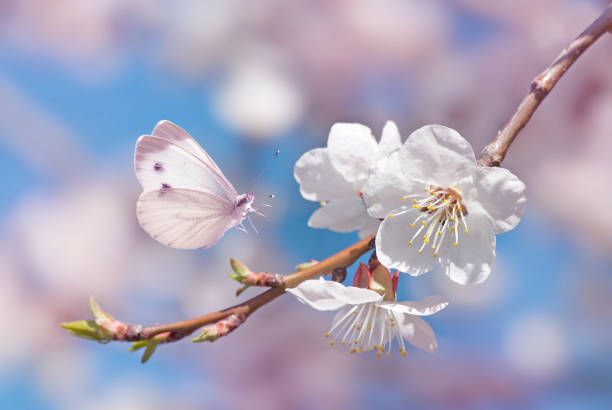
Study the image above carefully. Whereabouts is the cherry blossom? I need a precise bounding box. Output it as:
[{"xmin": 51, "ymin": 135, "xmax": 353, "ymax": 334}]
[
  {"xmin": 364, "ymin": 124, "xmax": 527, "ymax": 284},
  {"xmin": 294, "ymin": 121, "xmax": 401, "ymax": 238},
  {"xmin": 287, "ymin": 261, "xmax": 448, "ymax": 356}
]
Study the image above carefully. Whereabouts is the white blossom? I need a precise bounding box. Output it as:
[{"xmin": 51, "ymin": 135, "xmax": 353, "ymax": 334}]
[
  {"xmin": 294, "ymin": 121, "xmax": 401, "ymax": 238},
  {"xmin": 287, "ymin": 262, "xmax": 448, "ymax": 356},
  {"xmin": 364, "ymin": 124, "xmax": 527, "ymax": 285}
]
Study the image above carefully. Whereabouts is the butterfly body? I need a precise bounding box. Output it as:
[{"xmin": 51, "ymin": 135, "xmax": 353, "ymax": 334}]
[{"xmin": 134, "ymin": 120, "xmax": 256, "ymax": 249}]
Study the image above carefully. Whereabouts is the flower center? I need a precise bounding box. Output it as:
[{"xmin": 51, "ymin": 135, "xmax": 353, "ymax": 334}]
[
  {"xmin": 324, "ymin": 303, "xmax": 409, "ymax": 358},
  {"xmin": 391, "ymin": 185, "xmax": 469, "ymax": 258}
]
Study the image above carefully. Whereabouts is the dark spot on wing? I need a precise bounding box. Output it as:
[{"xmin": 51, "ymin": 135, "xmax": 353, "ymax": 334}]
[
  {"xmin": 154, "ymin": 162, "xmax": 164, "ymax": 172},
  {"xmin": 159, "ymin": 183, "xmax": 172, "ymax": 197}
]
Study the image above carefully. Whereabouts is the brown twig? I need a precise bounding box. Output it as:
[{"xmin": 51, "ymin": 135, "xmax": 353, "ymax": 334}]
[
  {"xmin": 121, "ymin": 234, "xmax": 375, "ymax": 344},
  {"xmin": 478, "ymin": 3, "xmax": 612, "ymax": 167}
]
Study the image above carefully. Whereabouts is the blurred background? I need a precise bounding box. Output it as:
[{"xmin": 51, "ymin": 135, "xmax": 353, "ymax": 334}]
[{"xmin": 1, "ymin": 1, "xmax": 611, "ymax": 409}]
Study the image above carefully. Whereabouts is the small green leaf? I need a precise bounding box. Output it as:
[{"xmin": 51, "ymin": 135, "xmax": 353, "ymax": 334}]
[
  {"xmin": 295, "ymin": 261, "xmax": 315, "ymax": 271},
  {"xmin": 89, "ymin": 296, "xmax": 113, "ymax": 324},
  {"xmin": 61, "ymin": 320, "xmax": 113, "ymax": 341},
  {"xmin": 141, "ymin": 342, "xmax": 158, "ymax": 364},
  {"xmin": 129, "ymin": 340, "xmax": 149, "ymax": 352},
  {"xmin": 191, "ymin": 328, "xmax": 218, "ymax": 343},
  {"xmin": 230, "ymin": 258, "xmax": 251, "ymax": 277}
]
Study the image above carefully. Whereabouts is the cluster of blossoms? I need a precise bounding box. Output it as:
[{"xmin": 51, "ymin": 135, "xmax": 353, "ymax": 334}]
[{"xmin": 293, "ymin": 122, "xmax": 526, "ymax": 355}]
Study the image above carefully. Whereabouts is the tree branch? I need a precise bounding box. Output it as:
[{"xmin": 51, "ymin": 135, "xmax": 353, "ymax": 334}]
[
  {"xmin": 63, "ymin": 234, "xmax": 375, "ymax": 353},
  {"xmin": 478, "ymin": 3, "xmax": 612, "ymax": 167}
]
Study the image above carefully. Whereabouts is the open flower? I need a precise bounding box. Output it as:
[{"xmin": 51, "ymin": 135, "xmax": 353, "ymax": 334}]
[
  {"xmin": 287, "ymin": 261, "xmax": 448, "ymax": 356},
  {"xmin": 294, "ymin": 121, "xmax": 401, "ymax": 238},
  {"xmin": 364, "ymin": 125, "xmax": 527, "ymax": 284}
]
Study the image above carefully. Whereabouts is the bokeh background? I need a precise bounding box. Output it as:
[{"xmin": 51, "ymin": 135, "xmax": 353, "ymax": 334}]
[{"xmin": 1, "ymin": 1, "xmax": 612, "ymax": 409}]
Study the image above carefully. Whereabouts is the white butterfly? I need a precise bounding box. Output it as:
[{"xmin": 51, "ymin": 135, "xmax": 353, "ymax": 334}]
[{"xmin": 134, "ymin": 120, "xmax": 257, "ymax": 249}]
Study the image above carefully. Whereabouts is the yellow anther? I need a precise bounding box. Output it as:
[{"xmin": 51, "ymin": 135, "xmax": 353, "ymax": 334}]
[
  {"xmin": 341, "ymin": 341, "xmax": 346, "ymax": 345},
  {"xmin": 402, "ymin": 196, "xmax": 407, "ymax": 200},
  {"xmin": 401, "ymin": 351, "xmax": 407, "ymax": 357},
  {"xmin": 354, "ymin": 339, "xmax": 359, "ymax": 344},
  {"xmin": 410, "ymin": 223, "xmax": 415, "ymax": 228},
  {"xmin": 330, "ymin": 341, "xmax": 335, "ymax": 346},
  {"xmin": 389, "ymin": 213, "xmax": 395, "ymax": 218},
  {"xmin": 433, "ymin": 253, "xmax": 437, "ymax": 258},
  {"xmin": 408, "ymin": 241, "xmax": 412, "ymax": 246},
  {"xmin": 418, "ymin": 250, "xmax": 422, "ymax": 255},
  {"xmin": 325, "ymin": 333, "xmax": 330, "ymax": 338},
  {"xmin": 438, "ymin": 231, "xmax": 442, "ymax": 235},
  {"xmin": 465, "ymin": 229, "xmax": 469, "ymax": 233},
  {"xmin": 391, "ymin": 323, "xmax": 395, "ymax": 327},
  {"xmin": 412, "ymin": 205, "xmax": 420, "ymax": 209},
  {"xmin": 358, "ymin": 346, "xmax": 363, "ymax": 353},
  {"xmin": 350, "ymin": 349, "xmax": 357, "ymax": 354},
  {"xmin": 320, "ymin": 201, "xmax": 326, "ymax": 207},
  {"xmin": 376, "ymin": 352, "xmax": 382, "ymax": 358},
  {"xmin": 421, "ymin": 221, "xmax": 426, "ymax": 226},
  {"xmin": 431, "ymin": 245, "xmax": 435, "ymax": 249},
  {"xmin": 450, "ymin": 216, "xmax": 455, "ymax": 221},
  {"xmin": 386, "ymin": 353, "xmax": 391, "ymax": 358},
  {"xmin": 453, "ymin": 242, "xmax": 458, "ymax": 247},
  {"xmin": 413, "ymin": 199, "xmax": 417, "ymax": 204}
]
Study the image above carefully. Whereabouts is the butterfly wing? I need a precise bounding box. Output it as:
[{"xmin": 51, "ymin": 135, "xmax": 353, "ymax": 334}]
[
  {"xmin": 137, "ymin": 188, "xmax": 237, "ymax": 249},
  {"xmin": 150, "ymin": 120, "xmax": 238, "ymax": 198}
]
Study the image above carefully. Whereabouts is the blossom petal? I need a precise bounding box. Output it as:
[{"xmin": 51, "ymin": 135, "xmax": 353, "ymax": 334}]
[
  {"xmin": 439, "ymin": 211, "xmax": 495, "ymax": 285},
  {"xmin": 469, "ymin": 166, "xmax": 527, "ymax": 234},
  {"xmin": 358, "ymin": 217, "xmax": 380, "ymax": 239},
  {"xmin": 286, "ymin": 279, "xmax": 348, "ymax": 311},
  {"xmin": 378, "ymin": 296, "xmax": 449, "ymax": 316},
  {"xmin": 327, "ymin": 123, "xmax": 378, "ymax": 187},
  {"xmin": 325, "ymin": 282, "xmax": 382, "ymax": 305},
  {"xmin": 294, "ymin": 148, "xmax": 356, "ymax": 201},
  {"xmin": 377, "ymin": 121, "xmax": 402, "ymax": 159},
  {"xmin": 376, "ymin": 208, "xmax": 437, "ymax": 275},
  {"xmin": 364, "ymin": 151, "xmax": 424, "ymax": 219},
  {"xmin": 400, "ymin": 125, "xmax": 476, "ymax": 187},
  {"xmin": 394, "ymin": 313, "xmax": 439, "ymax": 353},
  {"xmin": 308, "ymin": 197, "xmax": 367, "ymax": 233}
]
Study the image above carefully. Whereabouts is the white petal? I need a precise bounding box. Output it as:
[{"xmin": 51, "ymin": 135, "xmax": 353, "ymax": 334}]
[
  {"xmin": 358, "ymin": 217, "xmax": 381, "ymax": 239},
  {"xmin": 376, "ymin": 208, "xmax": 437, "ymax": 275},
  {"xmin": 294, "ymin": 148, "xmax": 356, "ymax": 201},
  {"xmin": 400, "ymin": 125, "xmax": 476, "ymax": 187},
  {"xmin": 394, "ymin": 313, "xmax": 439, "ymax": 353},
  {"xmin": 377, "ymin": 121, "xmax": 402, "ymax": 159},
  {"xmin": 286, "ymin": 280, "xmax": 347, "ymax": 311},
  {"xmin": 363, "ymin": 151, "xmax": 424, "ymax": 219},
  {"xmin": 469, "ymin": 166, "xmax": 527, "ymax": 234},
  {"xmin": 439, "ymin": 211, "xmax": 496, "ymax": 285},
  {"xmin": 326, "ymin": 283, "xmax": 382, "ymax": 305},
  {"xmin": 308, "ymin": 197, "xmax": 367, "ymax": 233},
  {"xmin": 327, "ymin": 123, "xmax": 378, "ymax": 187},
  {"xmin": 378, "ymin": 296, "xmax": 449, "ymax": 316}
]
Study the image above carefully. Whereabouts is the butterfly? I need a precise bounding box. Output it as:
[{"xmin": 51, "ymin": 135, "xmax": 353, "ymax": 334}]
[{"xmin": 134, "ymin": 120, "xmax": 259, "ymax": 249}]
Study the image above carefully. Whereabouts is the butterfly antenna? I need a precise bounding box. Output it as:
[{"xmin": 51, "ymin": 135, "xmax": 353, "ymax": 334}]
[{"xmin": 247, "ymin": 149, "xmax": 280, "ymax": 193}]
